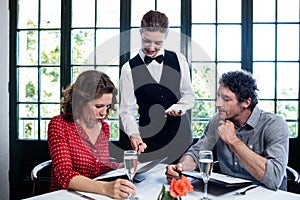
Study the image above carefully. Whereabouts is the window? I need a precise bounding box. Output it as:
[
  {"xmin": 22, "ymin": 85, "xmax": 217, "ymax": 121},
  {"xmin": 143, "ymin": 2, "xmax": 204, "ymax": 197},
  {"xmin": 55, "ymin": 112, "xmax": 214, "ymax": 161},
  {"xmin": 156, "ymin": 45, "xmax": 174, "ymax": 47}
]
[
  {"xmin": 252, "ymin": 0, "xmax": 299, "ymax": 137},
  {"xmin": 16, "ymin": 0, "xmax": 61, "ymax": 140},
  {"xmin": 11, "ymin": 0, "xmax": 300, "ymax": 141},
  {"xmin": 191, "ymin": 0, "xmax": 242, "ymax": 137}
]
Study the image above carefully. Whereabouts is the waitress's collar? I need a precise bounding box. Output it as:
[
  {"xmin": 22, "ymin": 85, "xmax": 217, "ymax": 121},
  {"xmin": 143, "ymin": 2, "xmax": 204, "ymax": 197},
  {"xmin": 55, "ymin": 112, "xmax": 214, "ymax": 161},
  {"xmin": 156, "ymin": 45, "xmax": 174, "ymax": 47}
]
[{"xmin": 139, "ymin": 48, "xmax": 165, "ymax": 60}]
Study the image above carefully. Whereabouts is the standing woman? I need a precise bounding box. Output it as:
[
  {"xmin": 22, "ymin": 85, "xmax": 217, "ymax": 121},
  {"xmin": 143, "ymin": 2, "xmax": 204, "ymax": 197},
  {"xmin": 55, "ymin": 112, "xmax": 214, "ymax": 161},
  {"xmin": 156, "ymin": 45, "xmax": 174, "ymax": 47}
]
[
  {"xmin": 47, "ymin": 70, "xmax": 136, "ymax": 199},
  {"xmin": 119, "ymin": 10, "xmax": 195, "ymax": 163}
]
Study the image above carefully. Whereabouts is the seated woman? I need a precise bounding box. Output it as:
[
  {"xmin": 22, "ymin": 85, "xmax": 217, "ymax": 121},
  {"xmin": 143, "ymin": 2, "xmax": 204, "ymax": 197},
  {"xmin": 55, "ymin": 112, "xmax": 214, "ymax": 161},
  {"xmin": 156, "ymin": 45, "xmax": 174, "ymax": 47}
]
[{"xmin": 47, "ymin": 70, "xmax": 135, "ymax": 199}]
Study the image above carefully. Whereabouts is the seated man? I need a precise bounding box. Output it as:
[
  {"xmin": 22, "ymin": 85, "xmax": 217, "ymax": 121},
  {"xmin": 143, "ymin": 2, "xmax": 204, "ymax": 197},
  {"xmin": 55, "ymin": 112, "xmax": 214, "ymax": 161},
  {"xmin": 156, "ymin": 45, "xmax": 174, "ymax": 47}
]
[{"xmin": 165, "ymin": 70, "xmax": 289, "ymax": 191}]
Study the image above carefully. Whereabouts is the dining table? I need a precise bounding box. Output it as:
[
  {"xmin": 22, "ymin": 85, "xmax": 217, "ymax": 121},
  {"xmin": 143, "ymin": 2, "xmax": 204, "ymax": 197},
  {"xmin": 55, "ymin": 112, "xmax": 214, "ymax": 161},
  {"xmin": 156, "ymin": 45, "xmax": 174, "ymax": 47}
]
[{"xmin": 24, "ymin": 163, "xmax": 300, "ymax": 200}]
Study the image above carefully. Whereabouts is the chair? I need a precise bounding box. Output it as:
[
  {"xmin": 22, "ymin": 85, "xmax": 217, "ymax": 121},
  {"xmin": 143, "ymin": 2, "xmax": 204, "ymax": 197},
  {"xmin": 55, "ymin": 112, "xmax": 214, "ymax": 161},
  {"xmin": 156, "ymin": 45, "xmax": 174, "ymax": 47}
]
[
  {"xmin": 31, "ymin": 160, "xmax": 52, "ymax": 196},
  {"xmin": 286, "ymin": 165, "xmax": 300, "ymax": 194}
]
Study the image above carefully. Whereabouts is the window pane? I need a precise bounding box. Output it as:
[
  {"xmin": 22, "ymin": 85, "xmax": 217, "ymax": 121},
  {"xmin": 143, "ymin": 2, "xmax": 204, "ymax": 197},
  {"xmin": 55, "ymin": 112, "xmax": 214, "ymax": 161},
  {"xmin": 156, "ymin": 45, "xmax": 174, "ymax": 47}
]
[
  {"xmin": 17, "ymin": 31, "xmax": 38, "ymax": 65},
  {"xmin": 109, "ymin": 121, "xmax": 120, "ymax": 140},
  {"xmin": 40, "ymin": 104, "xmax": 60, "ymax": 118},
  {"xmin": 71, "ymin": 67, "xmax": 86, "ymax": 82},
  {"xmin": 257, "ymin": 100, "xmax": 275, "ymax": 113},
  {"xmin": 253, "ymin": 24, "xmax": 275, "ymax": 60},
  {"xmin": 18, "ymin": 119, "xmax": 39, "ymax": 139},
  {"xmin": 192, "ymin": 101, "xmax": 215, "ymax": 119},
  {"xmin": 217, "ymin": 25, "xmax": 241, "ymax": 61},
  {"xmin": 253, "ymin": 62, "xmax": 275, "ymax": 99},
  {"xmin": 287, "ymin": 121, "xmax": 298, "ymax": 138},
  {"xmin": 71, "ymin": 29, "xmax": 95, "ymax": 64},
  {"xmin": 18, "ymin": 0, "xmax": 38, "ymax": 29},
  {"xmin": 40, "ymin": 31, "xmax": 61, "ymax": 64},
  {"xmin": 277, "ymin": 63, "xmax": 299, "ymax": 99},
  {"xmin": 131, "ymin": 0, "xmax": 155, "ymax": 27},
  {"xmin": 158, "ymin": 0, "xmax": 181, "ymax": 26},
  {"xmin": 277, "ymin": 24, "xmax": 299, "ymax": 61},
  {"xmin": 217, "ymin": 63, "xmax": 241, "ymax": 76},
  {"xmin": 253, "ymin": 0, "xmax": 275, "ymax": 22},
  {"xmin": 130, "ymin": 29, "xmax": 140, "ymax": 58},
  {"xmin": 95, "ymin": 30, "xmax": 120, "ymax": 65},
  {"xmin": 165, "ymin": 29, "xmax": 181, "ymax": 53},
  {"xmin": 40, "ymin": 0, "xmax": 61, "ymax": 28},
  {"xmin": 218, "ymin": 0, "xmax": 241, "ymax": 23},
  {"xmin": 192, "ymin": 121, "xmax": 209, "ymax": 138},
  {"xmin": 40, "ymin": 67, "xmax": 61, "ymax": 102},
  {"xmin": 40, "ymin": 120, "xmax": 51, "ymax": 140},
  {"xmin": 191, "ymin": 63, "xmax": 216, "ymax": 99},
  {"xmin": 192, "ymin": 0, "xmax": 216, "ymax": 23},
  {"xmin": 19, "ymin": 104, "xmax": 38, "ymax": 118},
  {"xmin": 277, "ymin": 101, "xmax": 298, "ymax": 119},
  {"xmin": 18, "ymin": 68, "xmax": 38, "ymax": 102},
  {"xmin": 95, "ymin": 66, "xmax": 119, "ymax": 91},
  {"xmin": 72, "ymin": 0, "xmax": 95, "ymax": 27},
  {"xmin": 97, "ymin": 0, "xmax": 120, "ymax": 27},
  {"xmin": 192, "ymin": 25, "xmax": 216, "ymax": 61},
  {"xmin": 278, "ymin": 0, "xmax": 299, "ymax": 22}
]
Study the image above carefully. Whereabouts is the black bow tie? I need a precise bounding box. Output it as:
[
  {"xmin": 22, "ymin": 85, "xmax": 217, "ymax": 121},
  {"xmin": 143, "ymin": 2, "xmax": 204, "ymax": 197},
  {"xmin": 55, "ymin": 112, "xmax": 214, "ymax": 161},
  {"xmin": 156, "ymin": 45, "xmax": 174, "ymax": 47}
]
[{"xmin": 144, "ymin": 55, "xmax": 164, "ymax": 64}]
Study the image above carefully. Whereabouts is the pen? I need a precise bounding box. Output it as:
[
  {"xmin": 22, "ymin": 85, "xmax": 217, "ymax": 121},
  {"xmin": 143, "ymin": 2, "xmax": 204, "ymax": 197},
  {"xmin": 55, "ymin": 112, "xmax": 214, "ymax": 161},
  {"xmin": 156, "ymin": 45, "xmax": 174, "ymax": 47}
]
[{"xmin": 137, "ymin": 143, "xmax": 142, "ymax": 152}]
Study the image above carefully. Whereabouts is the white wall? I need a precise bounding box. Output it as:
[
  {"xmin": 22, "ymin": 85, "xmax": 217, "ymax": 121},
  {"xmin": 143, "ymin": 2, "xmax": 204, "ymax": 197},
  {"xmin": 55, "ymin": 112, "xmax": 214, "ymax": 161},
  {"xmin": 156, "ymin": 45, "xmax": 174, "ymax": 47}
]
[{"xmin": 0, "ymin": 0, "xmax": 10, "ymax": 199}]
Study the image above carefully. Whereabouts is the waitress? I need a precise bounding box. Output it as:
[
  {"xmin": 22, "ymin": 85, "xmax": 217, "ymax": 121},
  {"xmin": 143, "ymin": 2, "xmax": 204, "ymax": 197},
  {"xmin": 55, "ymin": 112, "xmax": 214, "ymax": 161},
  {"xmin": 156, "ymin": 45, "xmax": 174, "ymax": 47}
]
[{"xmin": 119, "ymin": 10, "xmax": 195, "ymax": 164}]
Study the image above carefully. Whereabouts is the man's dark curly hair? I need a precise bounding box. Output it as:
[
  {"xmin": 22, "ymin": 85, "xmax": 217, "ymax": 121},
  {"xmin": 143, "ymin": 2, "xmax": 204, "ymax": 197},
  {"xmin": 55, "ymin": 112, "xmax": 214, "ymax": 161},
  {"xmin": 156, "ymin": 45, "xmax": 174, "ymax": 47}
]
[{"xmin": 219, "ymin": 70, "xmax": 259, "ymax": 111}]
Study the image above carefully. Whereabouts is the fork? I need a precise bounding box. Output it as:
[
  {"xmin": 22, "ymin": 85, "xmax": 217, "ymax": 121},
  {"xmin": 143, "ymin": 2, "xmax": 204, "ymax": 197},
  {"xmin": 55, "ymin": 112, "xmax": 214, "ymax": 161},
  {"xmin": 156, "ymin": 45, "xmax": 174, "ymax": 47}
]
[{"xmin": 235, "ymin": 185, "xmax": 259, "ymax": 195}]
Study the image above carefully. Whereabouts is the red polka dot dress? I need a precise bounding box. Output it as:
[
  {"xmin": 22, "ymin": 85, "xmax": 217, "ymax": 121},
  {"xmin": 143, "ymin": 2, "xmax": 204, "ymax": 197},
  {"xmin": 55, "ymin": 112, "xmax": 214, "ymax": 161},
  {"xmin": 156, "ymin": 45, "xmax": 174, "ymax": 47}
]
[{"xmin": 47, "ymin": 114, "xmax": 119, "ymax": 191}]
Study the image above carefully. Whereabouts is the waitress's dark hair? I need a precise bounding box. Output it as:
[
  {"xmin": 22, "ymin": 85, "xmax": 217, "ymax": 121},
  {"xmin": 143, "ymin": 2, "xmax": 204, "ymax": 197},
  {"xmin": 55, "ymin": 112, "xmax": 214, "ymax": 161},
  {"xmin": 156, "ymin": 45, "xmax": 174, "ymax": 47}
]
[{"xmin": 140, "ymin": 10, "xmax": 169, "ymax": 34}]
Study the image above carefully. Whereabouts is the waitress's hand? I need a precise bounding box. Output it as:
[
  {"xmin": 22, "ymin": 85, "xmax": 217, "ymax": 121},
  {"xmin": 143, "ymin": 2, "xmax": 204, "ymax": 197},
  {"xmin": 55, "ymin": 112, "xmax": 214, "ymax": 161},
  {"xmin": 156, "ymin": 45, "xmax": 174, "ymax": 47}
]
[
  {"xmin": 165, "ymin": 102, "xmax": 187, "ymax": 116},
  {"xmin": 129, "ymin": 134, "xmax": 147, "ymax": 154}
]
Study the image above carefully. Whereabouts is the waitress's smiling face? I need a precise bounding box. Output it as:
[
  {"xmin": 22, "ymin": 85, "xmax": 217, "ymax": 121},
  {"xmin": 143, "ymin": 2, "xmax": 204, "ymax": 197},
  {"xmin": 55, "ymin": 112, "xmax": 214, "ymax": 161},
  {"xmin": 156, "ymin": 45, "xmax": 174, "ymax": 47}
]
[{"xmin": 141, "ymin": 30, "xmax": 165, "ymax": 58}]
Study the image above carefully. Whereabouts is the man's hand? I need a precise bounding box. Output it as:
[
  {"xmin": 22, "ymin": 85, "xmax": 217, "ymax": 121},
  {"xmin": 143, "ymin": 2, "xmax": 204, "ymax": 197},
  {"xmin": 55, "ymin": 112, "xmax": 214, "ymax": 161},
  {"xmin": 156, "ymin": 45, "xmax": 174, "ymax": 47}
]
[
  {"xmin": 217, "ymin": 120, "xmax": 239, "ymax": 145},
  {"xmin": 129, "ymin": 134, "xmax": 147, "ymax": 154},
  {"xmin": 165, "ymin": 163, "xmax": 183, "ymax": 184},
  {"xmin": 165, "ymin": 155, "xmax": 197, "ymax": 184}
]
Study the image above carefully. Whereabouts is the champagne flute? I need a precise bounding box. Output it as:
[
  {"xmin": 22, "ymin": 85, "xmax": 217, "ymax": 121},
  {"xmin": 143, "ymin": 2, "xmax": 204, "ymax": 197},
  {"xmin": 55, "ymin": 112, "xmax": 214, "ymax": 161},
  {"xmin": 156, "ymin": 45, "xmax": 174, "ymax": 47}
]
[
  {"xmin": 124, "ymin": 150, "xmax": 139, "ymax": 200},
  {"xmin": 199, "ymin": 150, "xmax": 213, "ymax": 200}
]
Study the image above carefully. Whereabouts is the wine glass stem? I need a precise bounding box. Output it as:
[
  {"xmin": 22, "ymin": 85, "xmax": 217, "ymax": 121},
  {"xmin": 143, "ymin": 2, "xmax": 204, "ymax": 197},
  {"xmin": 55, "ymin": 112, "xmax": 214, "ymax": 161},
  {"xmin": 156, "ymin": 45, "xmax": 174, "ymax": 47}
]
[
  {"xmin": 128, "ymin": 178, "xmax": 136, "ymax": 199},
  {"xmin": 203, "ymin": 182, "xmax": 208, "ymax": 199}
]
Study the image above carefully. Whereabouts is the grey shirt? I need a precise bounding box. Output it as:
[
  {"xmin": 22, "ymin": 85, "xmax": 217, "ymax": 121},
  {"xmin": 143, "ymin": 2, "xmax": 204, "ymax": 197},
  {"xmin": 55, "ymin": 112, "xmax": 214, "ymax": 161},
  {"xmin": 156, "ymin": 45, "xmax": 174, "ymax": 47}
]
[{"xmin": 186, "ymin": 106, "xmax": 289, "ymax": 190}]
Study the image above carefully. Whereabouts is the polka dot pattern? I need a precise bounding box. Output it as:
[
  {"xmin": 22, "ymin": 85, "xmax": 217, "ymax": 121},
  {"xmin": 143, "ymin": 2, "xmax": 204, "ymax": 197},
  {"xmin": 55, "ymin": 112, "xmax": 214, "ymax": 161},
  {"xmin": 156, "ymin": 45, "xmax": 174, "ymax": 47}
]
[{"xmin": 47, "ymin": 114, "xmax": 119, "ymax": 191}]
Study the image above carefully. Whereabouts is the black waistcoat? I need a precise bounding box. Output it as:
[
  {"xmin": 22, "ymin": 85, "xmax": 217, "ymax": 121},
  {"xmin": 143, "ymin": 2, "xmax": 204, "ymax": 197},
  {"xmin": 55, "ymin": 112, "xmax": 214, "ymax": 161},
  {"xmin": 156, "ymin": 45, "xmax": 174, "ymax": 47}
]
[
  {"xmin": 125, "ymin": 50, "xmax": 192, "ymax": 162},
  {"xmin": 129, "ymin": 50, "xmax": 181, "ymax": 125}
]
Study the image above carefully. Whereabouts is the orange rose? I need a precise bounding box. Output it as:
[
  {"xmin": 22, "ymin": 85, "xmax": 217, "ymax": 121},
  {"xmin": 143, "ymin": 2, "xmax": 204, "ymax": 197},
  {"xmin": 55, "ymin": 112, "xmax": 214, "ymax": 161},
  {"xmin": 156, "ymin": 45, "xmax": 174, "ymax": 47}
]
[{"xmin": 169, "ymin": 175, "xmax": 194, "ymax": 198}]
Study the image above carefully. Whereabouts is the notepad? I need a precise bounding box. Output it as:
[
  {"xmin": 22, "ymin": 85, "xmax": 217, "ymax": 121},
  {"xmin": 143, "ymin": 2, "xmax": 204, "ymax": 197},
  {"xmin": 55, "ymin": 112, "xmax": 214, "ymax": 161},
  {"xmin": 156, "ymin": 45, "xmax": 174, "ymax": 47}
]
[
  {"xmin": 182, "ymin": 171, "xmax": 253, "ymax": 188},
  {"xmin": 94, "ymin": 157, "xmax": 168, "ymax": 183}
]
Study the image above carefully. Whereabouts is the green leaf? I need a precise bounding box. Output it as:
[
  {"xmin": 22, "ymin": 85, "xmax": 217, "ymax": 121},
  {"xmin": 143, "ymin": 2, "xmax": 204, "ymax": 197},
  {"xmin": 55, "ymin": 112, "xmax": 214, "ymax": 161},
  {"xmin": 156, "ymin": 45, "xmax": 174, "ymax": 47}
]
[{"xmin": 157, "ymin": 184, "xmax": 177, "ymax": 200}]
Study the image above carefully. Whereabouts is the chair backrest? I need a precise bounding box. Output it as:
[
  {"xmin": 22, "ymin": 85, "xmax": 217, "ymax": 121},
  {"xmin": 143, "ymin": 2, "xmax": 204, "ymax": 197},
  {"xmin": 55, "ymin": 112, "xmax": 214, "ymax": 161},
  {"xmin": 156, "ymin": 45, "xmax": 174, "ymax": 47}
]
[
  {"xmin": 286, "ymin": 165, "xmax": 300, "ymax": 194},
  {"xmin": 31, "ymin": 160, "xmax": 52, "ymax": 196}
]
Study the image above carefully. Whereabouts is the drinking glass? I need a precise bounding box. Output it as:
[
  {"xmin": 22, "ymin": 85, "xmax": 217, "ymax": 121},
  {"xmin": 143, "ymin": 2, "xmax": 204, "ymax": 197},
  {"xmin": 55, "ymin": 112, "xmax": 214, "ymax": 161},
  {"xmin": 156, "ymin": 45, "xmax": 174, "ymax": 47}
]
[
  {"xmin": 124, "ymin": 150, "xmax": 139, "ymax": 200},
  {"xmin": 199, "ymin": 150, "xmax": 213, "ymax": 200}
]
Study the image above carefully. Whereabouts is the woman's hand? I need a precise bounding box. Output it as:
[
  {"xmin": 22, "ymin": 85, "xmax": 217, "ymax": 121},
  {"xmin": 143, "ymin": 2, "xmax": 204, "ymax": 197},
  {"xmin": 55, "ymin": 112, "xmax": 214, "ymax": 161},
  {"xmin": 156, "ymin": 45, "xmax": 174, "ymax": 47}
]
[
  {"xmin": 129, "ymin": 134, "xmax": 147, "ymax": 154},
  {"xmin": 103, "ymin": 179, "xmax": 136, "ymax": 199}
]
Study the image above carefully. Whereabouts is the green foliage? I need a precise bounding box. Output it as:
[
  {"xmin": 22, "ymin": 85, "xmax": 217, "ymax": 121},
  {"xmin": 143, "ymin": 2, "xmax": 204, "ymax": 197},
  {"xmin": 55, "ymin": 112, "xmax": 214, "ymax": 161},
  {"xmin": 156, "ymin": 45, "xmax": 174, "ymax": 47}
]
[
  {"xmin": 19, "ymin": 18, "xmax": 299, "ymax": 140},
  {"xmin": 25, "ymin": 80, "xmax": 36, "ymax": 99},
  {"xmin": 191, "ymin": 65, "xmax": 215, "ymax": 137},
  {"xmin": 157, "ymin": 185, "xmax": 180, "ymax": 200},
  {"xmin": 109, "ymin": 121, "xmax": 119, "ymax": 140},
  {"xmin": 25, "ymin": 121, "xmax": 33, "ymax": 138}
]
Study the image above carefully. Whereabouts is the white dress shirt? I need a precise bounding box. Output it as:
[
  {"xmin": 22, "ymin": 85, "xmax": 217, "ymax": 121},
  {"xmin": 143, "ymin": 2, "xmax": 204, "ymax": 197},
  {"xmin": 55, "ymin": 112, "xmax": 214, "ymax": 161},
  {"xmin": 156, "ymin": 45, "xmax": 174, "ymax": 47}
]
[{"xmin": 119, "ymin": 48, "xmax": 195, "ymax": 136}]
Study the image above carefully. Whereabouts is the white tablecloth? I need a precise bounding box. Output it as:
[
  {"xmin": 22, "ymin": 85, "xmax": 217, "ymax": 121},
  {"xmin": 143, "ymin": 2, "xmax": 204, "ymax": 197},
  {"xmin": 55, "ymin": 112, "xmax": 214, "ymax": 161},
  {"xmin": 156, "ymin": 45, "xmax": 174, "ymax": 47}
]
[{"xmin": 24, "ymin": 164, "xmax": 300, "ymax": 200}]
